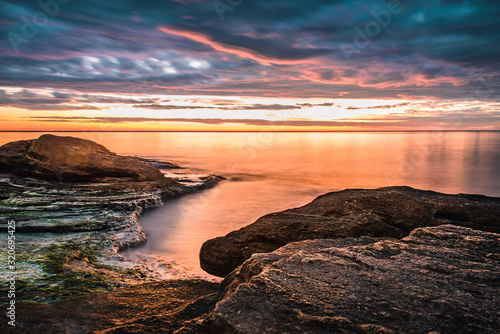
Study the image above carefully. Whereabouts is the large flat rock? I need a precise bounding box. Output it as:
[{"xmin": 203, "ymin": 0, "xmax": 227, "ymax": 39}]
[
  {"xmin": 200, "ymin": 186, "xmax": 500, "ymax": 277},
  {"xmin": 0, "ymin": 134, "xmax": 170, "ymax": 183},
  {"xmin": 199, "ymin": 225, "xmax": 500, "ymax": 334}
]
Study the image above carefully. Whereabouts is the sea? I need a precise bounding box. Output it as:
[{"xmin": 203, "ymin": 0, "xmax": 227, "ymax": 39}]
[{"xmin": 2, "ymin": 131, "xmax": 500, "ymax": 278}]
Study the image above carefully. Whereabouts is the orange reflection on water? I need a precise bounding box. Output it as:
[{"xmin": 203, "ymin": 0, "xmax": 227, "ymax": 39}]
[{"xmin": 2, "ymin": 131, "xmax": 499, "ymax": 277}]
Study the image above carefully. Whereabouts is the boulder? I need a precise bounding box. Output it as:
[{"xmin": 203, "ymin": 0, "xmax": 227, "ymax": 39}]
[
  {"xmin": 200, "ymin": 186, "xmax": 500, "ymax": 277},
  {"xmin": 199, "ymin": 225, "xmax": 500, "ymax": 334},
  {"xmin": 0, "ymin": 134, "xmax": 170, "ymax": 183}
]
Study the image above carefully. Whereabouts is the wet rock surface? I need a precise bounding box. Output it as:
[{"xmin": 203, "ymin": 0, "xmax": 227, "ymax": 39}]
[
  {"xmin": 200, "ymin": 186, "xmax": 500, "ymax": 277},
  {"xmin": 4, "ymin": 280, "xmax": 219, "ymax": 334},
  {"xmin": 199, "ymin": 225, "xmax": 500, "ymax": 334}
]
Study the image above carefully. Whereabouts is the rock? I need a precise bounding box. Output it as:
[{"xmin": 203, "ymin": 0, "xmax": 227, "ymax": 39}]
[
  {"xmin": 0, "ymin": 168, "xmax": 225, "ymax": 303},
  {"xmin": 0, "ymin": 138, "xmax": 34, "ymax": 172},
  {"xmin": 200, "ymin": 186, "xmax": 500, "ymax": 277},
  {"xmin": 9, "ymin": 280, "xmax": 219, "ymax": 333},
  {"xmin": 199, "ymin": 225, "xmax": 500, "ymax": 334},
  {"xmin": 0, "ymin": 134, "xmax": 171, "ymax": 183}
]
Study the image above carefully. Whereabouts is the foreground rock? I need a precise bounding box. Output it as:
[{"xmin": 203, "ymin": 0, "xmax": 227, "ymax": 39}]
[
  {"xmin": 200, "ymin": 186, "xmax": 500, "ymax": 277},
  {"xmin": 5, "ymin": 280, "xmax": 218, "ymax": 334},
  {"xmin": 199, "ymin": 225, "xmax": 500, "ymax": 333},
  {"xmin": 0, "ymin": 135, "xmax": 223, "ymax": 302}
]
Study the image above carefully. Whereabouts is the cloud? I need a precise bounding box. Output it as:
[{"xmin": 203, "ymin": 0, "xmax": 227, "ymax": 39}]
[
  {"xmin": 347, "ymin": 102, "xmax": 411, "ymax": 110},
  {"xmin": 27, "ymin": 104, "xmax": 102, "ymax": 111},
  {"xmin": 28, "ymin": 111, "xmax": 500, "ymax": 130},
  {"xmin": 158, "ymin": 25, "xmax": 332, "ymax": 65},
  {"xmin": 233, "ymin": 104, "xmax": 299, "ymax": 110},
  {"xmin": 131, "ymin": 102, "xmax": 336, "ymax": 111},
  {"xmin": 27, "ymin": 115, "xmax": 370, "ymax": 127},
  {"xmin": 1, "ymin": 0, "xmax": 499, "ymax": 130},
  {"xmin": 0, "ymin": 88, "xmax": 342, "ymax": 112},
  {"xmin": 0, "ymin": 89, "xmax": 157, "ymax": 109},
  {"xmin": 78, "ymin": 94, "xmax": 159, "ymax": 104},
  {"xmin": 132, "ymin": 104, "xmax": 216, "ymax": 110}
]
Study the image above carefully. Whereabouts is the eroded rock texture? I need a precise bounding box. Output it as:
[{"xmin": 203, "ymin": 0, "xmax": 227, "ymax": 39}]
[
  {"xmin": 200, "ymin": 186, "xmax": 500, "ymax": 277},
  {"xmin": 199, "ymin": 225, "xmax": 500, "ymax": 334}
]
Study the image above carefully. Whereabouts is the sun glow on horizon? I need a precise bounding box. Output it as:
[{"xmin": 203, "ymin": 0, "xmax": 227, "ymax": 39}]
[{"xmin": 1, "ymin": 87, "xmax": 498, "ymax": 132}]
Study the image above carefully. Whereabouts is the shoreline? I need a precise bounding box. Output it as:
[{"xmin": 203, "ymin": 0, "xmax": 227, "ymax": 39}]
[
  {"xmin": 0, "ymin": 134, "xmax": 225, "ymax": 303},
  {"xmin": 0, "ymin": 168, "xmax": 224, "ymax": 303}
]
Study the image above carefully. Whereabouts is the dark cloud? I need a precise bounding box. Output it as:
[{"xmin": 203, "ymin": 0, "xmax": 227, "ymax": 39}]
[
  {"xmin": 236, "ymin": 104, "xmax": 299, "ymax": 111},
  {"xmin": 1, "ymin": 88, "xmax": 339, "ymax": 112},
  {"xmin": 132, "ymin": 102, "xmax": 337, "ymax": 111},
  {"xmin": 347, "ymin": 102, "xmax": 411, "ymax": 110},
  {"xmin": 298, "ymin": 102, "xmax": 336, "ymax": 107},
  {"xmin": 0, "ymin": 90, "xmax": 101, "ymax": 110},
  {"xmin": 132, "ymin": 104, "xmax": 216, "ymax": 110},
  {"xmin": 0, "ymin": 90, "xmax": 160, "ymax": 109},
  {"xmin": 27, "ymin": 116, "xmax": 381, "ymax": 127},
  {"xmin": 52, "ymin": 92, "xmax": 74, "ymax": 99},
  {"xmin": 0, "ymin": 91, "xmax": 70, "ymax": 108},
  {"xmin": 78, "ymin": 94, "xmax": 159, "ymax": 104},
  {"xmin": 23, "ymin": 104, "xmax": 102, "ymax": 111}
]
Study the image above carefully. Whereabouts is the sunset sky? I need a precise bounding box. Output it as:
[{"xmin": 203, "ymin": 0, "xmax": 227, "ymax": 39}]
[{"xmin": 0, "ymin": 0, "xmax": 499, "ymax": 131}]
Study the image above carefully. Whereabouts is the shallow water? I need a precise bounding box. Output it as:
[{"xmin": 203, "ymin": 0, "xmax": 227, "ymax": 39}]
[{"xmin": 2, "ymin": 131, "xmax": 500, "ymax": 278}]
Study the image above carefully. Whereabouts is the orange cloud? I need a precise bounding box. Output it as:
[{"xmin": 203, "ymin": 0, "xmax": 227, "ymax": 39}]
[{"xmin": 157, "ymin": 26, "xmax": 318, "ymax": 66}]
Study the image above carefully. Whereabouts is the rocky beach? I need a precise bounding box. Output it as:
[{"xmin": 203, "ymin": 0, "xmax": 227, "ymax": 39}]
[
  {"xmin": 1, "ymin": 135, "xmax": 499, "ymax": 333},
  {"xmin": 0, "ymin": 134, "xmax": 223, "ymax": 303}
]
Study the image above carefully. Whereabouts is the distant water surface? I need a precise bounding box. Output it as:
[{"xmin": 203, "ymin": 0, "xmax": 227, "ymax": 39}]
[{"xmin": 2, "ymin": 131, "xmax": 500, "ymax": 278}]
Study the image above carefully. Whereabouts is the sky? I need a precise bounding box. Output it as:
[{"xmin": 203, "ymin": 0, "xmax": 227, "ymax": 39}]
[{"xmin": 0, "ymin": 0, "xmax": 499, "ymax": 131}]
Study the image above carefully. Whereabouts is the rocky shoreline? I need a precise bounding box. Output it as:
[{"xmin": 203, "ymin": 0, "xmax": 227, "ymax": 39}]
[
  {"xmin": 1, "ymin": 135, "xmax": 499, "ymax": 333},
  {"xmin": 195, "ymin": 187, "xmax": 500, "ymax": 333},
  {"xmin": 7, "ymin": 188, "xmax": 499, "ymax": 334},
  {"xmin": 199, "ymin": 224, "xmax": 500, "ymax": 333},
  {"xmin": 200, "ymin": 186, "xmax": 500, "ymax": 277},
  {"xmin": 0, "ymin": 135, "xmax": 223, "ymax": 303}
]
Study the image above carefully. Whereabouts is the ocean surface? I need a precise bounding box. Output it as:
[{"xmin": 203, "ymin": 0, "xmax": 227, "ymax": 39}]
[{"xmin": 2, "ymin": 131, "xmax": 500, "ymax": 278}]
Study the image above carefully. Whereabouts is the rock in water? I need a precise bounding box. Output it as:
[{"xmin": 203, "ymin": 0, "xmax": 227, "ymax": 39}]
[
  {"xmin": 199, "ymin": 225, "xmax": 500, "ymax": 334},
  {"xmin": 0, "ymin": 134, "xmax": 169, "ymax": 183},
  {"xmin": 200, "ymin": 186, "xmax": 500, "ymax": 277}
]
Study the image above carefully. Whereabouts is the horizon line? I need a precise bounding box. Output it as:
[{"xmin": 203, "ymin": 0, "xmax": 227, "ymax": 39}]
[{"xmin": 1, "ymin": 130, "xmax": 499, "ymax": 133}]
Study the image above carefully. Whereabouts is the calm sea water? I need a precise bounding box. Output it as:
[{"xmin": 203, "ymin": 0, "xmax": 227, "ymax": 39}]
[{"xmin": 2, "ymin": 131, "xmax": 500, "ymax": 278}]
